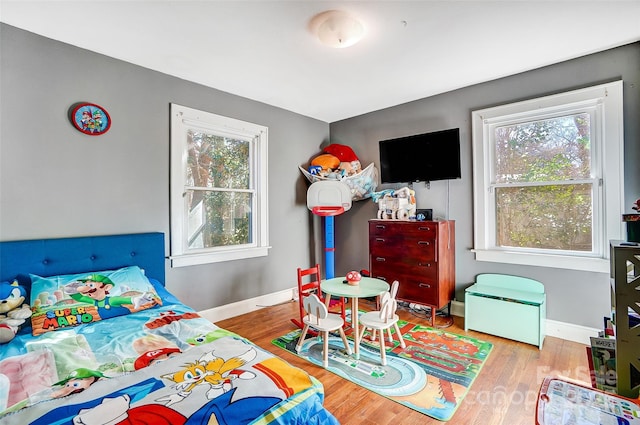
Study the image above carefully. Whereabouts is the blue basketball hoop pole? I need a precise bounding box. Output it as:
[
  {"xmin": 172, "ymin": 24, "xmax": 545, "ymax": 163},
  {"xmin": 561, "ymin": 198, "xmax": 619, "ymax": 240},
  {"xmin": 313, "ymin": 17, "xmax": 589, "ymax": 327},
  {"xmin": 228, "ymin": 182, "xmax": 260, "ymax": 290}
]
[
  {"xmin": 325, "ymin": 215, "xmax": 335, "ymax": 279},
  {"xmin": 311, "ymin": 205, "xmax": 344, "ymax": 280}
]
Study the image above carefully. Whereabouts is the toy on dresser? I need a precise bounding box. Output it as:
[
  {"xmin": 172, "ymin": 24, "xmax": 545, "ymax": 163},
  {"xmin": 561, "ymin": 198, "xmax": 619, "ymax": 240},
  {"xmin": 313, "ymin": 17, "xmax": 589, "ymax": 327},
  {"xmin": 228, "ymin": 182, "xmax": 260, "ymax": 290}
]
[
  {"xmin": 0, "ymin": 280, "xmax": 32, "ymax": 343},
  {"xmin": 372, "ymin": 186, "xmax": 417, "ymax": 220}
]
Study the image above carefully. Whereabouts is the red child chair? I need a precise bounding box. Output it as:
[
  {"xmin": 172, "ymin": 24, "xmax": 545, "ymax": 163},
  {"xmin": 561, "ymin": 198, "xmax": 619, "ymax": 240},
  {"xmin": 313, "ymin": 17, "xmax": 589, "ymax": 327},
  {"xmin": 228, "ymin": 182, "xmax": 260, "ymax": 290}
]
[{"xmin": 291, "ymin": 263, "xmax": 346, "ymax": 331}]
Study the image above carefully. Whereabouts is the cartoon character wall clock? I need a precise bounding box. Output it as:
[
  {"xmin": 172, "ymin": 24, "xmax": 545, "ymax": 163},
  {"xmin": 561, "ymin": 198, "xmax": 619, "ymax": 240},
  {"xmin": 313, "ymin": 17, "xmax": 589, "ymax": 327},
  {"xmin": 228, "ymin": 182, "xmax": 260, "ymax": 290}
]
[{"xmin": 69, "ymin": 102, "xmax": 111, "ymax": 135}]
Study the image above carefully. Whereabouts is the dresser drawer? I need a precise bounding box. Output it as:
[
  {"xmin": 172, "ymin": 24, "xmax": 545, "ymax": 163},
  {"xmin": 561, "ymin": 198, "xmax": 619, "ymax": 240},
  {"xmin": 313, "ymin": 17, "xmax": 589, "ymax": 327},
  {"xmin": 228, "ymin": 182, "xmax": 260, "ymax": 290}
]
[
  {"xmin": 396, "ymin": 277, "xmax": 439, "ymax": 306},
  {"xmin": 370, "ymin": 237, "xmax": 436, "ymax": 261},
  {"xmin": 370, "ymin": 265, "xmax": 439, "ymax": 306},
  {"xmin": 370, "ymin": 221, "xmax": 437, "ymax": 239},
  {"xmin": 370, "ymin": 259, "xmax": 438, "ymax": 282}
]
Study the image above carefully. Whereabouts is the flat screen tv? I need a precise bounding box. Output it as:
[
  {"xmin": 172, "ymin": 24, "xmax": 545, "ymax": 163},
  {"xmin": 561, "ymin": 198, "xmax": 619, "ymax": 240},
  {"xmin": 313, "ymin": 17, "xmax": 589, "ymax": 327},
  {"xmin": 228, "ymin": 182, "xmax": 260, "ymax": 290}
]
[{"xmin": 379, "ymin": 128, "xmax": 461, "ymax": 184}]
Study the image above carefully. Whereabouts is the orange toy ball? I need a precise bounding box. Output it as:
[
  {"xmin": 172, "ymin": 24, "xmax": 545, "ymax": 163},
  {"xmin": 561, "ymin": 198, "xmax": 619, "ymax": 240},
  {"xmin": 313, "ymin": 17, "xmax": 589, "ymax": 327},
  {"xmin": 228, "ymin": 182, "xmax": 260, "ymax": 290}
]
[{"xmin": 311, "ymin": 154, "xmax": 340, "ymax": 170}]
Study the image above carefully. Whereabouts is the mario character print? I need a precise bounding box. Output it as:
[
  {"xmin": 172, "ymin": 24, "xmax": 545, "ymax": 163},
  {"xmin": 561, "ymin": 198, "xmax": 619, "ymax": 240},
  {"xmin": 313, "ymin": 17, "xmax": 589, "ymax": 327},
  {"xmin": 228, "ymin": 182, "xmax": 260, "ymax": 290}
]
[
  {"xmin": 52, "ymin": 368, "xmax": 107, "ymax": 399},
  {"xmin": 70, "ymin": 102, "xmax": 111, "ymax": 135},
  {"xmin": 63, "ymin": 274, "xmax": 158, "ymax": 320},
  {"xmin": 134, "ymin": 347, "xmax": 182, "ymax": 371}
]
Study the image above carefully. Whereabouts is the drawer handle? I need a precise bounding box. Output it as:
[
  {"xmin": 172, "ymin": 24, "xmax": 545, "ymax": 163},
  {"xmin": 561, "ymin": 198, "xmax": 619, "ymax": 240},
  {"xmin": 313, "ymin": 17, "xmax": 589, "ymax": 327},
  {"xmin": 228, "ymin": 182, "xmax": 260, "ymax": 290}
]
[
  {"xmin": 375, "ymin": 257, "xmax": 386, "ymax": 262},
  {"xmin": 418, "ymin": 226, "xmax": 431, "ymax": 231},
  {"xmin": 377, "ymin": 276, "xmax": 388, "ymax": 281},
  {"xmin": 418, "ymin": 241, "xmax": 430, "ymax": 245},
  {"xmin": 376, "ymin": 225, "xmax": 386, "ymax": 229},
  {"xmin": 418, "ymin": 283, "xmax": 432, "ymax": 288},
  {"xmin": 419, "ymin": 263, "xmax": 432, "ymax": 267},
  {"xmin": 376, "ymin": 238, "xmax": 385, "ymax": 242}
]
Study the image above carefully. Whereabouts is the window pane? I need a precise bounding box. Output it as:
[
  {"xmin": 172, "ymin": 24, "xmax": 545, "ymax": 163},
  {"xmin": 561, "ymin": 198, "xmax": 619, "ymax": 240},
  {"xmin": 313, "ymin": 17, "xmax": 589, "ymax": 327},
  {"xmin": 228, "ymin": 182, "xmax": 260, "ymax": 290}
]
[
  {"xmin": 495, "ymin": 183, "xmax": 592, "ymax": 251},
  {"xmin": 186, "ymin": 130, "xmax": 250, "ymax": 189},
  {"xmin": 187, "ymin": 191, "xmax": 252, "ymax": 249},
  {"xmin": 494, "ymin": 113, "xmax": 591, "ymax": 183}
]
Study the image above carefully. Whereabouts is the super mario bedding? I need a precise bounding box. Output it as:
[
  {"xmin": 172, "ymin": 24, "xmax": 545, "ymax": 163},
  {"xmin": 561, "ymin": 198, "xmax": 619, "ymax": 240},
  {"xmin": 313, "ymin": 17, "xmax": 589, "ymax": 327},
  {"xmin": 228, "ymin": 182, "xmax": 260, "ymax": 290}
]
[{"xmin": 0, "ymin": 279, "xmax": 338, "ymax": 424}]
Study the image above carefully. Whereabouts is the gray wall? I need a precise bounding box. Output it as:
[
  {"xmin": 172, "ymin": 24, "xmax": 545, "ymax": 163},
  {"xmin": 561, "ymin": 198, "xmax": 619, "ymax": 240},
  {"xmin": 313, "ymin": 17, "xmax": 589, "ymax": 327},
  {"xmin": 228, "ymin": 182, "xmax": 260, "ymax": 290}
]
[
  {"xmin": 0, "ymin": 24, "xmax": 327, "ymax": 311},
  {"xmin": 3, "ymin": 23, "xmax": 638, "ymax": 329},
  {"xmin": 330, "ymin": 42, "xmax": 640, "ymax": 329}
]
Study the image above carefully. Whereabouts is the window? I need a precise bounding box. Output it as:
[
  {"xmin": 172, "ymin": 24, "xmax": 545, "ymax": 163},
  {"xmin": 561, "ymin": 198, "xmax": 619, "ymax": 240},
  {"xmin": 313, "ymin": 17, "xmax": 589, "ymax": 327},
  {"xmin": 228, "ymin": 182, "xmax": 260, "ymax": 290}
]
[
  {"xmin": 471, "ymin": 81, "xmax": 624, "ymax": 273},
  {"xmin": 170, "ymin": 104, "xmax": 269, "ymax": 267}
]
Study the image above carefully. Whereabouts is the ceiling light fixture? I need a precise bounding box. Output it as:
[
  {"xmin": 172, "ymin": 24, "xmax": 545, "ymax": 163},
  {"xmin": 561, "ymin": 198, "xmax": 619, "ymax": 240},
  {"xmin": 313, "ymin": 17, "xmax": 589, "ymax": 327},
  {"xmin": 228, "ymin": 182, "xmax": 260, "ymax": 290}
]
[{"xmin": 310, "ymin": 10, "xmax": 364, "ymax": 48}]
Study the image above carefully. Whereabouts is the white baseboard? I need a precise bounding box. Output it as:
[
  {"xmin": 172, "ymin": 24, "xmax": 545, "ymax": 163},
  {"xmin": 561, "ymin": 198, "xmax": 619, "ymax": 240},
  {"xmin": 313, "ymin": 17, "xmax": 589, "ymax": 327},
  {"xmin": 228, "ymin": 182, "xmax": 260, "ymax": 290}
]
[
  {"xmin": 198, "ymin": 288, "xmax": 295, "ymax": 323},
  {"xmin": 544, "ymin": 319, "xmax": 599, "ymax": 345},
  {"xmin": 199, "ymin": 289, "xmax": 599, "ymax": 345},
  {"xmin": 450, "ymin": 299, "xmax": 465, "ymax": 317}
]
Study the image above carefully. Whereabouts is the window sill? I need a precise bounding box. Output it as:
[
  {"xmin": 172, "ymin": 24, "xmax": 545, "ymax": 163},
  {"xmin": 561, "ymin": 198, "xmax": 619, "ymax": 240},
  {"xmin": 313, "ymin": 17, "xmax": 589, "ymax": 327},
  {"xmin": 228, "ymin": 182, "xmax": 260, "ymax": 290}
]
[
  {"xmin": 170, "ymin": 246, "xmax": 271, "ymax": 268},
  {"xmin": 472, "ymin": 249, "xmax": 609, "ymax": 273}
]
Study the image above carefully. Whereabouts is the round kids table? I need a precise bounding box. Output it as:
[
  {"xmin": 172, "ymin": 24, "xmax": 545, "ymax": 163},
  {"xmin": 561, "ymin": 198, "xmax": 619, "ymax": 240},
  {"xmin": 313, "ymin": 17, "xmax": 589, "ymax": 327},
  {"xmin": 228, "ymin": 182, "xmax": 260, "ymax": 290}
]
[{"xmin": 321, "ymin": 276, "xmax": 389, "ymax": 359}]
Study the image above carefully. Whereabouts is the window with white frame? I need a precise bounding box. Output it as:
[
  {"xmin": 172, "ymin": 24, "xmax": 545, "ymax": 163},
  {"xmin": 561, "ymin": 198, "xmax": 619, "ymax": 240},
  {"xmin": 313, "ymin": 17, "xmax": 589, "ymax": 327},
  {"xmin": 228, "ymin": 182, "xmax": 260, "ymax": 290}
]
[
  {"xmin": 170, "ymin": 104, "xmax": 269, "ymax": 267},
  {"xmin": 471, "ymin": 81, "xmax": 624, "ymax": 273}
]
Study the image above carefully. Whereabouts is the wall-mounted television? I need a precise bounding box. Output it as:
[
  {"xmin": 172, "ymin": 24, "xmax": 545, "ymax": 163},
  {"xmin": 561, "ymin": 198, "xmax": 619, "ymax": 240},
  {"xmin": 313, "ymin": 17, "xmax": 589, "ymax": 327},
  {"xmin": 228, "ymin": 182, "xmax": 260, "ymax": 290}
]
[{"xmin": 379, "ymin": 128, "xmax": 461, "ymax": 184}]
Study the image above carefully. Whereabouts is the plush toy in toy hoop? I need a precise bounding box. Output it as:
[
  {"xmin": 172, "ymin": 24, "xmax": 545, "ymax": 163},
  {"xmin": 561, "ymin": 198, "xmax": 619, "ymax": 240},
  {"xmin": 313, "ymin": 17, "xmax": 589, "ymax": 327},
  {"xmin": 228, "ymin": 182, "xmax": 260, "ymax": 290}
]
[{"xmin": 299, "ymin": 162, "xmax": 378, "ymax": 201}]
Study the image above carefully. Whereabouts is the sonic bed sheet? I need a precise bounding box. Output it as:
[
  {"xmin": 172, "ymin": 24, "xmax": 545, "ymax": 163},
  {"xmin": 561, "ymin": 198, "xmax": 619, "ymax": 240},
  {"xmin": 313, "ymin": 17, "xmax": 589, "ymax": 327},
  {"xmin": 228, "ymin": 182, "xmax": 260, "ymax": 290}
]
[{"xmin": 0, "ymin": 282, "xmax": 338, "ymax": 424}]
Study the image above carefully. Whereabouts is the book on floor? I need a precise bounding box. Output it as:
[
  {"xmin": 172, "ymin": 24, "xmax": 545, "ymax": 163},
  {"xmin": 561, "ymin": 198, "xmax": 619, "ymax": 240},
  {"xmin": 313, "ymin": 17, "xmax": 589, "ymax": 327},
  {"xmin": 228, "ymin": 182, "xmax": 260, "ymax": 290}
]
[{"xmin": 589, "ymin": 336, "xmax": 617, "ymax": 393}]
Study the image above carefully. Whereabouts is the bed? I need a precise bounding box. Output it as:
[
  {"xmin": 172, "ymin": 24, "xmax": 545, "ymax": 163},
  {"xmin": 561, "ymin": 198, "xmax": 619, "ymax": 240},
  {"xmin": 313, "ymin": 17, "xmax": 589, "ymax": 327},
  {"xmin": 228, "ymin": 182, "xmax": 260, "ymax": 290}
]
[{"xmin": 0, "ymin": 232, "xmax": 338, "ymax": 424}]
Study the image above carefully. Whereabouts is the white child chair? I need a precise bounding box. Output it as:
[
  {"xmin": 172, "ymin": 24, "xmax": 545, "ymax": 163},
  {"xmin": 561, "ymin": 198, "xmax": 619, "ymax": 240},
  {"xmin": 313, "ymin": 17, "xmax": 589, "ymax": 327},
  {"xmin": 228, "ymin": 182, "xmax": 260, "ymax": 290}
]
[
  {"xmin": 358, "ymin": 281, "xmax": 406, "ymax": 365},
  {"xmin": 361, "ymin": 280, "xmax": 400, "ymax": 343},
  {"xmin": 295, "ymin": 294, "xmax": 352, "ymax": 368}
]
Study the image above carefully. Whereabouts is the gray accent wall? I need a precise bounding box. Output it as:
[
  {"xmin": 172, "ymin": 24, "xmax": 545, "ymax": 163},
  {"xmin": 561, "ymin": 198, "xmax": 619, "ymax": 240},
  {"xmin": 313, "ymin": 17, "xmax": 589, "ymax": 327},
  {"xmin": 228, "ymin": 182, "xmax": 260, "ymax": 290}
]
[
  {"xmin": 0, "ymin": 24, "xmax": 327, "ymax": 310},
  {"xmin": 2, "ymin": 23, "xmax": 638, "ymax": 329},
  {"xmin": 330, "ymin": 42, "xmax": 640, "ymax": 329}
]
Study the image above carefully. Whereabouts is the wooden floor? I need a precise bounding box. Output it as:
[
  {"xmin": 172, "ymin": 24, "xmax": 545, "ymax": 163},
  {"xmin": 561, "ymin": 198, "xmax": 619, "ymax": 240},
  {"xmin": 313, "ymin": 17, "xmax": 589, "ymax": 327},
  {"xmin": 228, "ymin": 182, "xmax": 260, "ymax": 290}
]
[{"xmin": 216, "ymin": 299, "xmax": 590, "ymax": 425}]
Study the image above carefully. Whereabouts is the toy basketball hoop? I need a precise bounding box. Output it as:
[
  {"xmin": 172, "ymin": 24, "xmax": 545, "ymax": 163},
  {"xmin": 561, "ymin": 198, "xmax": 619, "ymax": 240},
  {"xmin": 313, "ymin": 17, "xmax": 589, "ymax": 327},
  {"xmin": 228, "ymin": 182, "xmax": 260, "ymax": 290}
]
[
  {"xmin": 307, "ymin": 181, "xmax": 352, "ymax": 279},
  {"xmin": 307, "ymin": 181, "xmax": 352, "ymax": 212},
  {"xmin": 311, "ymin": 206, "xmax": 344, "ymax": 216}
]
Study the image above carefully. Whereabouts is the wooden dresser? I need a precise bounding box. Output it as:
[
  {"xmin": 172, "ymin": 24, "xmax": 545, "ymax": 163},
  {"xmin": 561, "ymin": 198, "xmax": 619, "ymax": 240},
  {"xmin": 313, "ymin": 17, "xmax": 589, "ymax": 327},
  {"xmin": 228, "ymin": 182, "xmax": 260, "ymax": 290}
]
[{"xmin": 368, "ymin": 219, "xmax": 455, "ymax": 325}]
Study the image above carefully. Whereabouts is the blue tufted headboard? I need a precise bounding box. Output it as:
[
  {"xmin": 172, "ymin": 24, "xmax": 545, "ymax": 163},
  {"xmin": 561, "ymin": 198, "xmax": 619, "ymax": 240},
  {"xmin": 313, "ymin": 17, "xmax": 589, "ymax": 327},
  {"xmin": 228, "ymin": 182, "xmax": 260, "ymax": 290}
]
[{"xmin": 0, "ymin": 232, "xmax": 166, "ymax": 286}]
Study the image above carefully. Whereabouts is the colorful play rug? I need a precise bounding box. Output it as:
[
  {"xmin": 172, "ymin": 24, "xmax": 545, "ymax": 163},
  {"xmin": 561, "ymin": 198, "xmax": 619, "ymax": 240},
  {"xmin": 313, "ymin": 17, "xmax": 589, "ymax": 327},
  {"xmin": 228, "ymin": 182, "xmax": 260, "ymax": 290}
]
[{"xmin": 272, "ymin": 313, "xmax": 493, "ymax": 421}]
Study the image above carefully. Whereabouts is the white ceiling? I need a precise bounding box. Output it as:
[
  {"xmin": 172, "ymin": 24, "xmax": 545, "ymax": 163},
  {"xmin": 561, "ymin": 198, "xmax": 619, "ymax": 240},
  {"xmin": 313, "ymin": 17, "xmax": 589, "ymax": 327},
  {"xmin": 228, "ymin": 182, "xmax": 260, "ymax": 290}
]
[{"xmin": 2, "ymin": 1, "xmax": 639, "ymax": 123}]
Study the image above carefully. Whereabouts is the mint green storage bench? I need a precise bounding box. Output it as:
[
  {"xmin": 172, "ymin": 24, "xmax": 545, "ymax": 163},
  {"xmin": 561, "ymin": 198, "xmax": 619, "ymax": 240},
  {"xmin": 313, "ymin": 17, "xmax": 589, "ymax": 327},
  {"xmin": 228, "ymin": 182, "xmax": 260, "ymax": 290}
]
[{"xmin": 464, "ymin": 274, "xmax": 546, "ymax": 349}]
